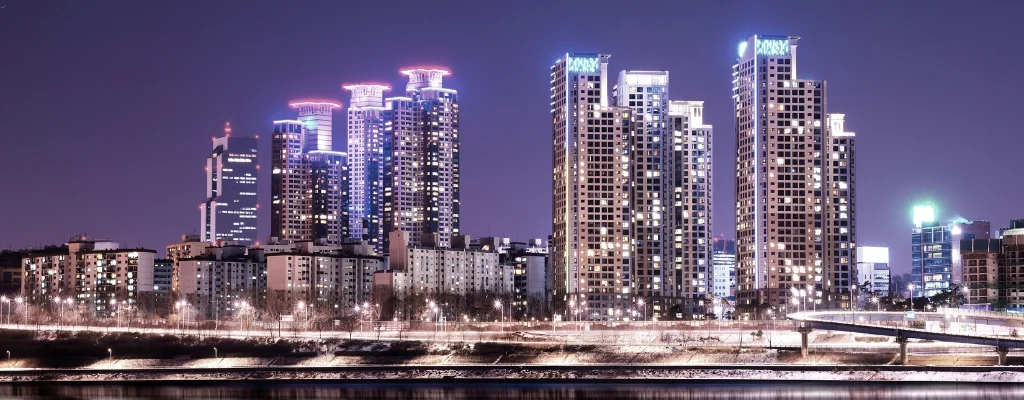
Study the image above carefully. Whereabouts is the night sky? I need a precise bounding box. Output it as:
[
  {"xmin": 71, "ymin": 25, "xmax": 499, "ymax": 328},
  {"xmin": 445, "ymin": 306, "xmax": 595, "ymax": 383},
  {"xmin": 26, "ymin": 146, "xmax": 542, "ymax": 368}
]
[{"xmin": 2, "ymin": 1, "xmax": 1022, "ymax": 274}]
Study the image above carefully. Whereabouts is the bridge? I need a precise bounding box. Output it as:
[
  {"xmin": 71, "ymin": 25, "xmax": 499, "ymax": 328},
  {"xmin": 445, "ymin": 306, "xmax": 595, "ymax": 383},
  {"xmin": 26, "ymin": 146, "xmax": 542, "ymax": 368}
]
[{"xmin": 788, "ymin": 309, "xmax": 1024, "ymax": 364}]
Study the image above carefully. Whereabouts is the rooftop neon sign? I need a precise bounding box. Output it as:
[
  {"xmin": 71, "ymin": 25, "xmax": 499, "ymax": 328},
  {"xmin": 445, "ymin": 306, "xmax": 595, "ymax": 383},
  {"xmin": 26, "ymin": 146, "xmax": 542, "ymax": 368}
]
[
  {"xmin": 567, "ymin": 57, "xmax": 600, "ymax": 73},
  {"xmin": 756, "ymin": 39, "xmax": 790, "ymax": 56}
]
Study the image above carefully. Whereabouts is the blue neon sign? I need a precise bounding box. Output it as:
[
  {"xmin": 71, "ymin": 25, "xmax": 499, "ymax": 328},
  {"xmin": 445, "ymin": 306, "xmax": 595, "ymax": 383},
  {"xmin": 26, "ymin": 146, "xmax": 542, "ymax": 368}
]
[
  {"xmin": 756, "ymin": 39, "xmax": 790, "ymax": 56},
  {"xmin": 567, "ymin": 57, "xmax": 600, "ymax": 73}
]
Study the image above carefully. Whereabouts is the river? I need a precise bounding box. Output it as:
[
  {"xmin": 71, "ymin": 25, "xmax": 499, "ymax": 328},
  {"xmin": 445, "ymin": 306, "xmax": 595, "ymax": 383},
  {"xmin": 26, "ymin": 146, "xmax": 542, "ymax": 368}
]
[{"xmin": 1, "ymin": 381, "xmax": 1022, "ymax": 399}]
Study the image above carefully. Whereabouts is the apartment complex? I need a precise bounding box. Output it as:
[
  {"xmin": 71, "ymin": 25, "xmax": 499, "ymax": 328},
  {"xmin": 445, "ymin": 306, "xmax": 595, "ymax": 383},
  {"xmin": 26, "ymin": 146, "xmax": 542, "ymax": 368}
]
[
  {"xmin": 958, "ymin": 220, "xmax": 1024, "ymax": 308},
  {"xmin": 21, "ymin": 239, "xmax": 156, "ymax": 317},
  {"xmin": 176, "ymin": 245, "xmax": 267, "ymax": 318},
  {"xmin": 265, "ymin": 241, "xmax": 385, "ymax": 311},
  {"xmin": 344, "ymin": 84, "xmax": 390, "ymax": 252},
  {"xmin": 733, "ymin": 35, "xmax": 857, "ymax": 309},
  {"xmin": 386, "ymin": 231, "xmax": 510, "ymax": 296},
  {"xmin": 270, "ymin": 102, "xmax": 350, "ymax": 246},
  {"xmin": 551, "ymin": 53, "xmax": 714, "ymax": 320},
  {"xmin": 380, "ymin": 69, "xmax": 461, "ymax": 251}
]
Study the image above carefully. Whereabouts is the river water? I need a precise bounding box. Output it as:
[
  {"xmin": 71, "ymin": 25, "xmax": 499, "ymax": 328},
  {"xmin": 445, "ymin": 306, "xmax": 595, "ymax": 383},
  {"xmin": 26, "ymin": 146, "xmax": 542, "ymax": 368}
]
[{"xmin": 1, "ymin": 382, "xmax": 1021, "ymax": 400}]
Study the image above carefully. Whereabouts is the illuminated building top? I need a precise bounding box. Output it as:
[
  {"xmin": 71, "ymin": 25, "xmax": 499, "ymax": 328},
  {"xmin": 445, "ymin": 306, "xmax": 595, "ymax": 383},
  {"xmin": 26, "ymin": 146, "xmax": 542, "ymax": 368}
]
[
  {"xmin": 400, "ymin": 68, "xmax": 450, "ymax": 92},
  {"xmin": 343, "ymin": 84, "xmax": 391, "ymax": 108},
  {"xmin": 289, "ymin": 101, "xmax": 342, "ymax": 116},
  {"xmin": 736, "ymin": 35, "xmax": 798, "ymax": 59}
]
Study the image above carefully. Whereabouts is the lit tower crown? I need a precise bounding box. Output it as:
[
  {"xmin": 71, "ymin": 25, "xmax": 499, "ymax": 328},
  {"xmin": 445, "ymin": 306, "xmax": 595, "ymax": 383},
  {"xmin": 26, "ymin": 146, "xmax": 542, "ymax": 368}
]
[
  {"xmin": 343, "ymin": 84, "xmax": 391, "ymax": 108},
  {"xmin": 289, "ymin": 101, "xmax": 341, "ymax": 152},
  {"xmin": 223, "ymin": 121, "xmax": 232, "ymax": 136},
  {"xmin": 400, "ymin": 68, "xmax": 450, "ymax": 92}
]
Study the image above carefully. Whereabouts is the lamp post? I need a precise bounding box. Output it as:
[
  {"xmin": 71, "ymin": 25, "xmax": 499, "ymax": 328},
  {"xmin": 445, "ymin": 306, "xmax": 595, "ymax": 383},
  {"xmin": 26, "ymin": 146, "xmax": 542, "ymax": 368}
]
[
  {"xmin": 0, "ymin": 296, "xmax": 8, "ymax": 326},
  {"xmin": 871, "ymin": 296, "xmax": 880, "ymax": 312},
  {"xmin": 107, "ymin": 348, "xmax": 113, "ymax": 360},
  {"xmin": 636, "ymin": 298, "xmax": 646, "ymax": 324},
  {"xmin": 907, "ymin": 283, "xmax": 917, "ymax": 312},
  {"xmin": 494, "ymin": 300, "xmax": 503, "ymax": 333},
  {"xmin": 15, "ymin": 297, "xmax": 24, "ymax": 327},
  {"xmin": 214, "ymin": 347, "xmax": 218, "ymax": 359}
]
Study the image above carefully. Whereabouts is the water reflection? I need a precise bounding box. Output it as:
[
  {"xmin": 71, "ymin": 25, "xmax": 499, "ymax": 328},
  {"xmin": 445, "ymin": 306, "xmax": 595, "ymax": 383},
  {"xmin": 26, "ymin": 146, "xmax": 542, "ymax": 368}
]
[{"xmin": 1, "ymin": 382, "xmax": 1022, "ymax": 400}]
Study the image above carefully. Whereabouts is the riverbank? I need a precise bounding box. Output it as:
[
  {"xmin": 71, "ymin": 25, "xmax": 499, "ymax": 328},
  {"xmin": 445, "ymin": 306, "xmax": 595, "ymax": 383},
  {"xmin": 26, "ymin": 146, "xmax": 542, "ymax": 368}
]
[{"xmin": 5, "ymin": 364, "xmax": 1024, "ymax": 383}]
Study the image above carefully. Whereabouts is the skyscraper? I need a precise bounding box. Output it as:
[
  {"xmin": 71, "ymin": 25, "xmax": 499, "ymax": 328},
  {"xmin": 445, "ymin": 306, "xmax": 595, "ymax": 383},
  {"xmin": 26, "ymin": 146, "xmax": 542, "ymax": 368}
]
[
  {"xmin": 611, "ymin": 72, "xmax": 714, "ymax": 318},
  {"xmin": 345, "ymin": 84, "xmax": 390, "ymax": 252},
  {"xmin": 614, "ymin": 71, "xmax": 670, "ymax": 312},
  {"xmin": 381, "ymin": 69, "xmax": 460, "ymax": 251},
  {"xmin": 665, "ymin": 100, "xmax": 714, "ymax": 314},
  {"xmin": 733, "ymin": 35, "xmax": 857, "ymax": 310},
  {"xmin": 270, "ymin": 119, "xmax": 311, "ymax": 243},
  {"xmin": 200, "ymin": 122, "xmax": 258, "ymax": 245},
  {"xmin": 551, "ymin": 53, "xmax": 635, "ymax": 320},
  {"xmin": 307, "ymin": 150, "xmax": 349, "ymax": 245},
  {"xmin": 269, "ymin": 102, "xmax": 349, "ymax": 246}
]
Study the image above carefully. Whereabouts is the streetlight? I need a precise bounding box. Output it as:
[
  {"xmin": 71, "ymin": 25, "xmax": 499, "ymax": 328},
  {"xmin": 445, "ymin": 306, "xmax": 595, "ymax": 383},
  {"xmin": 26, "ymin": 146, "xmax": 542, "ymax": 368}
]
[
  {"xmin": 107, "ymin": 348, "xmax": 113, "ymax": 360},
  {"xmin": 494, "ymin": 300, "xmax": 503, "ymax": 333},
  {"xmin": 214, "ymin": 347, "xmax": 218, "ymax": 359},
  {"xmin": 0, "ymin": 296, "xmax": 9, "ymax": 326},
  {"xmin": 636, "ymin": 298, "xmax": 646, "ymax": 324},
  {"xmin": 907, "ymin": 283, "xmax": 917, "ymax": 312},
  {"xmin": 15, "ymin": 297, "xmax": 24, "ymax": 327},
  {"xmin": 175, "ymin": 300, "xmax": 189, "ymax": 332},
  {"xmin": 871, "ymin": 296, "xmax": 880, "ymax": 312}
]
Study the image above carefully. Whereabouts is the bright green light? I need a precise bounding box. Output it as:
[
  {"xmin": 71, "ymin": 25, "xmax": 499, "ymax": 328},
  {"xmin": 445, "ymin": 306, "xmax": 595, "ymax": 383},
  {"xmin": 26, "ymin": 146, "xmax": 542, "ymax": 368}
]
[{"xmin": 913, "ymin": 205, "xmax": 936, "ymax": 227}]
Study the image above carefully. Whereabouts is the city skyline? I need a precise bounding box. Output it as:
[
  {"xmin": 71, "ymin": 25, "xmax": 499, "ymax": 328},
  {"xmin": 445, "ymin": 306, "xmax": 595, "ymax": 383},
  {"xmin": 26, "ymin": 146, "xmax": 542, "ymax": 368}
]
[{"xmin": 3, "ymin": 1, "xmax": 1024, "ymax": 276}]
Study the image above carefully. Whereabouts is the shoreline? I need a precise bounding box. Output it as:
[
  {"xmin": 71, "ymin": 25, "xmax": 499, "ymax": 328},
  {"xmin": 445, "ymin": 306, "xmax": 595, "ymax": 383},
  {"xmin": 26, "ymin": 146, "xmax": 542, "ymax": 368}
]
[{"xmin": 5, "ymin": 363, "xmax": 1024, "ymax": 383}]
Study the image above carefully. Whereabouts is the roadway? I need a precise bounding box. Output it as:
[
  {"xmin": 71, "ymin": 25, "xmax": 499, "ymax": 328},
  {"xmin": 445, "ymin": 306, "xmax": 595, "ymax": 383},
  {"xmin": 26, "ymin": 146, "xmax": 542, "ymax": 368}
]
[{"xmin": 788, "ymin": 309, "xmax": 1024, "ymax": 364}]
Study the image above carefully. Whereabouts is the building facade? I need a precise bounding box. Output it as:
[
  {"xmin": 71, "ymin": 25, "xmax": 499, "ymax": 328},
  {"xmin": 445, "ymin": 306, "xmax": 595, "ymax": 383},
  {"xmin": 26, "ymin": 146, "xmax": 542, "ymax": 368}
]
[
  {"xmin": 200, "ymin": 122, "xmax": 259, "ymax": 245},
  {"xmin": 912, "ymin": 219, "xmax": 989, "ymax": 297},
  {"xmin": 0, "ymin": 250, "xmax": 22, "ymax": 297},
  {"xmin": 176, "ymin": 245, "xmax": 266, "ymax": 319},
  {"xmin": 344, "ymin": 84, "xmax": 390, "ymax": 253},
  {"xmin": 270, "ymin": 103, "xmax": 350, "ymax": 246},
  {"xmin": 153, "ymin": 258, "xmax": 173, "ymax": 297},
  {"xmin": 21, "ymin": 240, "xmax": 155, "ymax": 318},
  {"xmin": 270, "ymin": 119, "xmax": 310, "ymax": 243},
  {"xmin": 166, "ymin": 234, "xmax": 210, "ymax": 294},
  {"xmin": 960, "ymin": 220, "xmax": 1024, "ymax": 309},
  {"xmin": 961, "ymin": 237, "xmax": 1001, "ymax": 305},
  {"xmin": 733, "ymin": 35, "xmax": 858, "ymax": 310},
  {"xmin": 551, "ymin": 53, "xmax": 634, "ymax": 321},
  {"xmin": 664, "ymin": 100, "xmax": 714, "ymax": 317},
  {"xmin": 387, "ymin": 231, "xmax": 510, "ymax": 296},
  {"xmin": 855, "ymin": 246, "xmax": 890, "ymax": 296},
  {"xmin": 381, "ymin": 69, "xmax": 461, "ymax": 251},
  {"xmin": 712, "ymin": 238, "xmax": 737, "ymax": 299},
  {"xmin": 951, "ymin": 220, "xmax": 992, "ymax": 286},
  {"xmin": 266, "ymin": 242, "xmax": 385, "ymax": 312}
]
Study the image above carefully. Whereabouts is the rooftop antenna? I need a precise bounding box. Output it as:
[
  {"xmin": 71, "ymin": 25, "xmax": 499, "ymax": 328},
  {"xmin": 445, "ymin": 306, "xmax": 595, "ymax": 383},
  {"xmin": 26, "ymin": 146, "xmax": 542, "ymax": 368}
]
[{"xmin": 224, "ymin": 121, "xmax": 232, "ymax": 137}]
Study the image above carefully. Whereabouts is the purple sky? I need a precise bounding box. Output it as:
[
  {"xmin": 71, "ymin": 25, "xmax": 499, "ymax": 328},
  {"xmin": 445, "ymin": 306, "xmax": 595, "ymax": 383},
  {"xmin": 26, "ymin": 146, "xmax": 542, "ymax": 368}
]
[{"xmin": 1, "ymin": 1, "xmax": 1022, "ymax": 274}]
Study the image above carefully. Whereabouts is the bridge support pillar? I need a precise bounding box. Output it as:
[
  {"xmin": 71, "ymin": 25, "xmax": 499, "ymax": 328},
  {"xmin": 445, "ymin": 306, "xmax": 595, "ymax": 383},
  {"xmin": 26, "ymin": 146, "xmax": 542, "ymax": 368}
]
[
  {"xmin": 998, "ymin": 347, "xmax": 1009, "ymax": 365},
  {"xmin": 897, "ymin": 337, "xmax": 909, "ymax": 365},
  {"xmin": 798, "ymin": 327, "xmax": 813, "ymax": 357}
]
